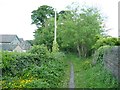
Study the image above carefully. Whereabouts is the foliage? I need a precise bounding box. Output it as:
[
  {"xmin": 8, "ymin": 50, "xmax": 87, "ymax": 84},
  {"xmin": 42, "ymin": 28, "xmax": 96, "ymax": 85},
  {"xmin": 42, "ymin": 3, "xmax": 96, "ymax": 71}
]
[
  {"xmin": 24, "ymin": 79, "xmax": 50, "ymax": 88},
  {"xmin": 52, "ymin": 40, "xmax": 59, "ymax": 52},
  {"xmin": 67, "ymin": 54, "xmax": 118, "ymax": 88},
  {"xmin": 33, "ymin": 18, "xmax": 55, "ymax": 51},
  {"xmin": 57, "ymin": 5, "xmax": 104, "ymax": 57},
  {"xmin": 1, "ymin": 51, "xmax": 17, "ymax": 69},
  {"xmin": 31, "ymin": 4, "xmax": 105, "ymax": 58},
  {"xmin": 28, "ymin": 44, "xmax": 49, "ymax": 55},
  {"xmin": 2, "ymin": 51, "xmax": 39, "ymax": 77},
  {"xmin": 92, "ymin": 36, "xmax": 120, "ymax": 50},
  {"xmin": 92, "ymin": 45, "xmax": 111, "ymax": 65},
  {"xmin": 1, "ymin": 46, "xmax": 66, "ymax": 88},
  {"xmin": 81, "ymin": 60, "xmax": 92, "ymax": 70},
  {"xmin": 31, "ymin": 5, "xmax": 55, "ymax": 27},
  {"xmin": 92, "ymin": 36, "xmax": 119, "ymax": 66}
]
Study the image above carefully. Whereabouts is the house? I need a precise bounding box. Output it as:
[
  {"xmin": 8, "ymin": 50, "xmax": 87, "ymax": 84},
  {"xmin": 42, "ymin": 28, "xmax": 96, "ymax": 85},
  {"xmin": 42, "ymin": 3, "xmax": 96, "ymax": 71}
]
[
  {"xmin": 19, "ymin": 38, "xmax": 31, "ymax": 52},
  {"xmin": 0, "ymin": 43, "xmax": 23, "ymax": 52},
  {"xmin": 0, "ymin": 34, "xmax": 21, "ymax": 45},
  {"xmin": 0, "ymin": 34, "xmax": 31, "ymax": 52}
]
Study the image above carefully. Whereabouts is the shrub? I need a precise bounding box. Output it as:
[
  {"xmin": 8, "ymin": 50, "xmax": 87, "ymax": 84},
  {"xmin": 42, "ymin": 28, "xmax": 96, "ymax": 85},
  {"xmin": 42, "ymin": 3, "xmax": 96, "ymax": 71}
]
[
  {"xmin": 2, "ymin": 51, "xmax": 37, "ymax": 77},
  {"xmin": 81, "ymin": 60, "xmax": 92, "ymax": 70},
  {"xmin": 28, "ymin": 52, "xmax": 65, "ymax": 88},
  {"xmin": 28, "ymin": 45, "xmax": 51, "ymax": 64},
  {"xmin": 1, "ymin": 46, "xmax": 66, "ymax": 88},
  {"xmin": 28, "ymin": 44, "xmax": 50, "ymax": 56},
  {"xmin": 52, "ymin": 41, "xmax": 59, "ymax": 52},
  {"xmin": 24, "ymin": 79, "xmax": 50, "ymax": 88},
  {"xmin": 92, "ymin": 37, "xmax": 120, "ymax": 50}
]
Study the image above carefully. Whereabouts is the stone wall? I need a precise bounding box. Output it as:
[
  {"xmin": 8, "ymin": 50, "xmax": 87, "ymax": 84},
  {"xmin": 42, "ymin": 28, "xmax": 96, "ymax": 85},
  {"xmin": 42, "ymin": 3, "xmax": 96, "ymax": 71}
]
[{"xmin": 103, "ymin": 46, "xmax": 120, "ymax": 82}]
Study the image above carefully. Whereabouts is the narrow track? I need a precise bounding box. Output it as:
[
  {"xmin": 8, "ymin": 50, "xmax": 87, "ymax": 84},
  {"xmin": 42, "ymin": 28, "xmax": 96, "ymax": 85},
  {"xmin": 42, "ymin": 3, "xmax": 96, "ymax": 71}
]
[{"xmin": 69, "ymin": 62, "xmax": 75, "ymax": 89}]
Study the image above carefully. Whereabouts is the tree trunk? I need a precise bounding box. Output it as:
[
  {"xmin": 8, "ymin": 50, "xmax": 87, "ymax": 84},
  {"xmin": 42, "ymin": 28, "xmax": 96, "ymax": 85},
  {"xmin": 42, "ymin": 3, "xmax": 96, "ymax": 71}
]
[
  {"xmin": 81, "ymin": 45, "xmax": 84, "ymax": 57},
  {"xmin": 77, "ymin": 44, "xmax": 81, "ymax": 57},
  {"xmin": 79, "ymin": 44, "xmax": 87, "ymax": 57},
  {"xmin": 84, "ymin": 46, "xmax": 87, "ymax": 57}
]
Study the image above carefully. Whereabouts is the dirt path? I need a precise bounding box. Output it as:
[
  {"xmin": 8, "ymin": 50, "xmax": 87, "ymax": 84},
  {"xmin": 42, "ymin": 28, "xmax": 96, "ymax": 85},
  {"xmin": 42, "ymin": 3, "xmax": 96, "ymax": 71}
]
[{"xmin": 69, "ymin": 62, "xmax": 75, "ymax": 89}]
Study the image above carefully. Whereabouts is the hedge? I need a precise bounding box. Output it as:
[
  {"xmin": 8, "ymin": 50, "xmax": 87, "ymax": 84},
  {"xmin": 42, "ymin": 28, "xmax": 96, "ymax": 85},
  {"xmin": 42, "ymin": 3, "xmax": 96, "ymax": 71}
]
[{"xmin": 1, "ymin": 45, "xmax": 66, "ymax": 88}]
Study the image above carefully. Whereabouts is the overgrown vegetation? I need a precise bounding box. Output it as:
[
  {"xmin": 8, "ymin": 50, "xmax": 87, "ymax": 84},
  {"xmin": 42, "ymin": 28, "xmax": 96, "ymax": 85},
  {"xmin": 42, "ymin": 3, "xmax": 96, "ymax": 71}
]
[
  {"xmin": 1, "ymin": 45, "xmax": 66, "ymax": 88},
  {"xmin": 66, "ymin": 54, "xmax": 118, "ymax": 88},
  {"xmin": 32, "ymin": 4, "xmax": 105, "ymax": 57},
  {"xmin": 92, "ymin": 36, "xmax": 120, "ymax": 50},
  {"xmin": 1, "ymin": 2, "xmax": 119, "ymax": 89}
]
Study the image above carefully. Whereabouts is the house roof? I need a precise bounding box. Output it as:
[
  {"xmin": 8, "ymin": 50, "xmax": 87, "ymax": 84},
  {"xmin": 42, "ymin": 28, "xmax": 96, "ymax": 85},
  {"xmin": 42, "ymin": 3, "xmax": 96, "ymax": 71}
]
[
  {"xmin": 19, "ymin": 38, "xmax": 24, "ymax": 42},
  {"xmin": 0, "ymin": 43, "xmax": 18, "ymax": 51},
  {"xmin": 0, "ymin": 34, "xmax": 31, "ymax": 51},
  {"xmin": 20, "ymin": 40, "xmax": 31, "ymax": 50},
  {"xmin": 0, "ymin": 34, "xmax": 20, "ymax": 43}
]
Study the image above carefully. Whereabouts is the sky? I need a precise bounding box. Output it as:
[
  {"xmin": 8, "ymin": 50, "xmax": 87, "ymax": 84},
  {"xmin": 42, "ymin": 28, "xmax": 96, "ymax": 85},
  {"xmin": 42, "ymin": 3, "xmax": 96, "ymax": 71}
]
[{"xmin": 0, "ymin": 0, "xmax": 119, "ymax": 40}]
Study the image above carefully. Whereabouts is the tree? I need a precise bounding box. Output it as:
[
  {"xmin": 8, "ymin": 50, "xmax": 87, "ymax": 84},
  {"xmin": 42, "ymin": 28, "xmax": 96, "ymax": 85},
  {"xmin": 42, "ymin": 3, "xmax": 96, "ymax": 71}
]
[
  {"xmin": 33, "ymin": 18, "xmax": 55, "ymax": 51},
  {"xmin": 31, "ymin": 5, "xmax": 60, "ymax": 51},
  {"xmin": 57, "ymin": 6, "xmax": 104, "ymax": 57},
  {"xmin": 31, "ymin": 5, "xmax": 56, "ymax": 51},
  {"xmin": 31, "ymin": 4, "xmax": 105, "ymax": 57},
  {"xmin": 31, "ymin": 5, "xmax": 55, "ymax": 28}
]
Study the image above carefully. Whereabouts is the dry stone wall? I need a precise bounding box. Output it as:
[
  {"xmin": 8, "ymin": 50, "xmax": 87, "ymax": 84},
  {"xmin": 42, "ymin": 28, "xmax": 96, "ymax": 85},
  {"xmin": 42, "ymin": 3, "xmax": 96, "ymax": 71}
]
[{"xmin": 103, "ymin": 46, "xmax": 120, "ymax": 82}]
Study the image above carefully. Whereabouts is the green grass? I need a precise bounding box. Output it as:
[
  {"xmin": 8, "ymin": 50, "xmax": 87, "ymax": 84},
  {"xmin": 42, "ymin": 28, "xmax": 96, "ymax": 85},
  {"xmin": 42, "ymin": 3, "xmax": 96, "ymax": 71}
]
[{"xmin": 65, "ymin": 53, "xmax": 119, "ymax": 88}]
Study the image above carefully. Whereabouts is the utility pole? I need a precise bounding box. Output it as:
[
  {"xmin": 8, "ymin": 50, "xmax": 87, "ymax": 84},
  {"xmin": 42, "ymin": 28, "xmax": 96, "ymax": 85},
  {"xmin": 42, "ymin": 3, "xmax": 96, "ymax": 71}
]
[
  {"xmin": 52, "ymin": 8, "xmax": 59, "ymax": 52},
  {"xmin": 54, "ymin": 8, "xmax": 57, "ymax": 43}
]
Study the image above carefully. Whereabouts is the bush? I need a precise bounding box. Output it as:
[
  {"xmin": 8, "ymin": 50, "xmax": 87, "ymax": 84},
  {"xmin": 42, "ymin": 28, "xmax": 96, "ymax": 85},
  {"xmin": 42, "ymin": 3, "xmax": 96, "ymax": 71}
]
[
  {"xmin": 2, "ymin": 51, "xmax": 38, "ymax": 77},
  {"xmin": 28, "ymin": 44, "xmax": 49, "ymax": 55},
  {"xmin": 81, "ymin": 60, "xmax": 92, "ymax": 70},
  {"xmin": 24, "ymin": 79, "xmax": 50, "ymax": 88},
  {"xmin": 1, "ymin": 45, "xmax": 66, "ymax": 88},
  {"xmin": 92, "ymin": 36, "xmax": 120, "ymax": 50},
  {"xmin": 30, "ymin": 52, "xmax": 65, "ymax": 88}
]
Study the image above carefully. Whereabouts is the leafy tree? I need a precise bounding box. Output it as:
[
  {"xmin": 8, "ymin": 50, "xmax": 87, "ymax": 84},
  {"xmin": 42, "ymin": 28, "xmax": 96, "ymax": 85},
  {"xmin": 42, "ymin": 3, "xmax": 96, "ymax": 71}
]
[
  {"xmin": 31, "ymin": 5, "xmax": 55, "ymax": 27},
  {"xmin": 31, "ymin": 5, "xmax": 59, "ymax": 51},
  {"xmin": 32, "ymin": 8, "xmax": 63, "ymax": 51},
  {"xmin": 33, "ymin": 18, "xmax": 55, "ymax": 51},
  {"xmin": 57, "ymin": 6, "xmax": 104, "ymax": 57},
  {"xmin": 31, "ymin": 4, "xmax": 105, "ymax": 57}
]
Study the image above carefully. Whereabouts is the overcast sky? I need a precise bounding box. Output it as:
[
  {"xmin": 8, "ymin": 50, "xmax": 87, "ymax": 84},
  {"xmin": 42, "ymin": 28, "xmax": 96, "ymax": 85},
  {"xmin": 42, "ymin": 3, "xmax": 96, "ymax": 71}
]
[{"xmin": 0, "ymin": 0, "xmax": 119, "ymax": 40}]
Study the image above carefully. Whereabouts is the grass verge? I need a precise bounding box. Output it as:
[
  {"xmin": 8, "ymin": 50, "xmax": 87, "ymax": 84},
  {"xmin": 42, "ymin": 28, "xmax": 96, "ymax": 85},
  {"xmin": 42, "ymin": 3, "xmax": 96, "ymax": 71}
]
[{"xmin": 65, "ymin": 54, "xmax": 119, "ymax": 88}]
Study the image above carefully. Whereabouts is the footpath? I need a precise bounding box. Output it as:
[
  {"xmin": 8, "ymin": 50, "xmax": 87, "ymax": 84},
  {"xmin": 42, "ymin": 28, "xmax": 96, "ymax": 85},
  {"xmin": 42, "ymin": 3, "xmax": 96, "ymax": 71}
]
[{"xmin": 69, "ymin": 62, "xmax": 75, "ymax": 89}]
